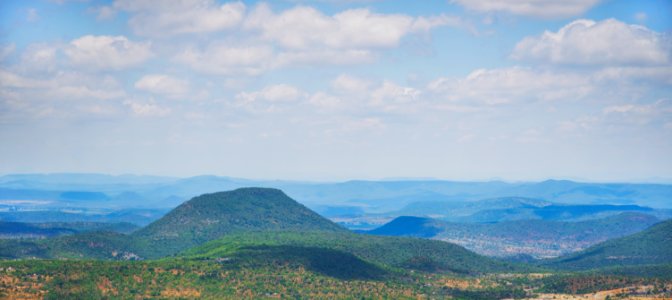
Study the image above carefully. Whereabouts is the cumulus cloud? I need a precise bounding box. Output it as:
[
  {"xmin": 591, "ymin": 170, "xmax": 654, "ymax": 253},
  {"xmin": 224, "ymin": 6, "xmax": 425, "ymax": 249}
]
[
  {"xmin": 135, "ymin": 74, "xmax": 190, "ymax": 97},
  {"xmin": 124, "ymin": 99, "xmax": 171, "ymax": 117},
  {"xmin": 371, "ymin": 81, "xmax": 421, "ymax": 110},
  {"xmin": 65, "ymin": 35, "xmax": 152, "ymax": 70},
  {"xmin": 233, "ymin": 84, "xmax": 306, "ymax": 113},
  {"xmin": 174, "ymin": 44, "xmax": 273, "ymax": 75},
  {"xmin": 245, "ymin": 4, "xmax": 453, "ymax": 49},
  {"xmin": 19, "ymin": 44, "xmax": 59, "ymax": 72},
  {"xmin": 0, "ymin": 69, "xmax": 125, "ymax": 100},
  {"xmin": 0, "ymin": 69, "xmax": 126, "ymax": 120},
  {"xmin": 331, "ymin": 74, "xmax": 371, "ymax": 94},
  {"xmin": 603, "ymin": 99, "xmax": 672, "ymax": 125},
  {"xmin": 106, "ymin": 0, "xmax": 245, "ymax": 37},
  {"xmin": 428, "ymin": 67, "xmax": 592, "ymax": 104},
  {"xmin": 452, "ymin": 0, "xmax": 601, "ymax": 19},
  {"xmin": 236, "ymin": 84, "xmax": 304, "ymax": 104},
  {"xmin": 512, "ymin": 19, "xmax": 670, "ymax": 66}
]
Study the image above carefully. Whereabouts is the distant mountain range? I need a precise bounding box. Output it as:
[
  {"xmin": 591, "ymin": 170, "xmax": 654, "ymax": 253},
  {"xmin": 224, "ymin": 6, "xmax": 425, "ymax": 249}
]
[
  {"xmin": 2, "ymin": 174, "xmax": 671, "ymax": 216},
  {"xmin": 365, "ymin": 212, "xmax": 661, "ymax": 258}
]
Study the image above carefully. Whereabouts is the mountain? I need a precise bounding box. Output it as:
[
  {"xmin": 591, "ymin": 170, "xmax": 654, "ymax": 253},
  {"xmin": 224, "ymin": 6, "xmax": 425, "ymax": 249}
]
[
  {"xmin": 0, "ymin": 208, "xmax": 168, "ymax": 226},
  {"xmin": 132, "ymin": 188, "xmax": 346, "ymax": 258},
  {"xmin": 0, "ymin": 221, "xmax": 138, "ymax": 238},
  {"xmin": 366, "ymin": 216, "xmax": 443, "ymax": 238},
  {"xmin": 366, "ymin": 213, "xmax": 660, "ymax": 258},
  {"xmin": 544, "ymin": 219, "xmax": 672, "ymax": 270},
  {"xmin": 394, "ymin": 197, "xmax": 550, "ymax": 220},
  {"xmin": 455, "ymin": 203, "xmax": 655, "ymax": 223}
]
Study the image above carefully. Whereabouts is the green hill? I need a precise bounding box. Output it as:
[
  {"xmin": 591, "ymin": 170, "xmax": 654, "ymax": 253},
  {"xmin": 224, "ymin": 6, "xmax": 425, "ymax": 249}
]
[
  {"xmin": 132, "ymin": 188, "xmax": 346, "ymax": 258},
  {"xmin": 544, "ymin": 219, "xmax": 672, "ymax": 270},
  {"xmin": 0, "ymin": 221, "xmax": 139, "ymax": 238},
  {"xmin": 183, "ymin": 231, "xmax": 523, "ymax": 275},
  {"xmin": 0, "ymin": 231, "xmax": 139, "ymax": 260}
]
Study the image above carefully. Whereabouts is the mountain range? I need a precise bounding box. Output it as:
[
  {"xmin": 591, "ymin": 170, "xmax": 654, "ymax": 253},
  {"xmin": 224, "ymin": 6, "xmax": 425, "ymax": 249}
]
[{"xmin": 365, "ymin": 212, "xmax": 662, "ymax": 258}]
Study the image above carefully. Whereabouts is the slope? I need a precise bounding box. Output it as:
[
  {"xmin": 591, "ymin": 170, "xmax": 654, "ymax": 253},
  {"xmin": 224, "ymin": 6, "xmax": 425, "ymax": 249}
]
[
  {"xmin": 544, "ymin": 219, "xmax": 672, "ymax": 270},
  {"xmin": 183, "ymin": 231, "xmax": 523, "ymax": 275},
  {"xmin": 366, "ymin": 213, "xmax": 660, "ymax": 258},
  {"xmin": 132, "ymin": 187, "xmax": 346, "ymax": 258}
]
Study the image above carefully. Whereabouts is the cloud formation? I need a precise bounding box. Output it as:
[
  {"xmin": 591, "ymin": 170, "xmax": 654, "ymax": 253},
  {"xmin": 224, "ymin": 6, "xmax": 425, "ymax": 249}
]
[
  {"xmin": 513, "ymin": 19, "xmax": 670, "ymax": 66},
  {"xmin": 135, "ymin": 74, "xmax": 190, "ymax": 97},
  {"xmin": 452, "ymin": 0, "xmax": 601, "ymax": 18},
  {"xmin": 107, "ymin": 0, "xmax": 246, "ymax": 37},
  {"xmin": 65, "ymin": 35, "xmax": 153, "ymax": 70}
]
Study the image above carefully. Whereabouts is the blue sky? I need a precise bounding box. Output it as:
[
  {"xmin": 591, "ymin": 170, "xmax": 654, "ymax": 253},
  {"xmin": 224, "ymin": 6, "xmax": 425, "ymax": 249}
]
[{"xmin": 0, "ymin": 0, "xmax": 671, "ymax": 182}]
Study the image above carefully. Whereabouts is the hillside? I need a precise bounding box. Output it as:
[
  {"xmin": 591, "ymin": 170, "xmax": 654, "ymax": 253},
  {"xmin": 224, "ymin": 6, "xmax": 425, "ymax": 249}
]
[
  {"xmin": 0, "ymin": 221, "xmax": 138, "ymax": 238},
  {"xmin": 366, "ymin": 213, "xmax": 660, "ymax": 258},
  {"xmin": 366, "ymin": 216, "xmax": 443, "ymax": 238},
  {"xmin": 0, "ymin": 231, "xmax": 139, "ymax": 260},
  {"xmin": 183, "ymin": 231, "xmax": 523, "ymax": 275},
  {"xmin": 544, "ymin": 219, "xmax": 672, "ymax": 270},
  {"xmin": 132, "ymin": 188, "xmax": 346, "ymax": 258}
]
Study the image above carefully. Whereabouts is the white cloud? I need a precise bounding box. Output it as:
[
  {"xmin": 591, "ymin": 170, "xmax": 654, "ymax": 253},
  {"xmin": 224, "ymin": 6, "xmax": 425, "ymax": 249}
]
[
  {"xmin": 0, "ymin": 69, "xmax": 125, "ymax": 100},
  {"xmin": 331, "ymin": 74, "xmax": 371, "ymax": 94},
  {"xmin": 594, "ymin": 66, "xmax": 672, "ymax": 85},
  {"xmin": 174, "ymin": 44, "xmax": 273, "ymax": 75},
  {"xmin": 135, "ymin": 74, "xmax": 189, "ymax": 97},
  {"xmin": 65, "ymin": 35, "xmax": 152, "ymax": 70},
  {"xmin": 19, "ymin": 44, "xmax": 58, "ymax": 72},
  {"xmin": 512, "ymin": 19, "xmax": 670, "ymax": 66},
  {"xmin": 276, "ymin": 49, "xmax": 375, "ymax": 66},
  {"xmin": 371, "ymin": 81, "xmax": 421, "ymax": 109},
  {"xmin": 428, "ymin": 67, "xmax": 592, "ymax": 104},
  {"xmin": 452, "ymin": 0, "xmax": 601, "ymax": 18},
  {"xmin": 124, "ymin": 99, "xmax": 171, "ymax": 117},
  {"xmin": 308, "ymin": 92, "xmax": 344, "ymax": 111},
  {"xmin": 245, "ymin": 4, "xmax": 452, "ymax": 50},
  {"xmin": 236, "ymin": 84, "xmax": 304, "ymax": 104},
  {"xmin": 603, "ymin": 100, "xmax": 672, "ymax": 125},
  {"xmin": 109, "ymin": 0, "xmax": 245, "ymax": 37}
]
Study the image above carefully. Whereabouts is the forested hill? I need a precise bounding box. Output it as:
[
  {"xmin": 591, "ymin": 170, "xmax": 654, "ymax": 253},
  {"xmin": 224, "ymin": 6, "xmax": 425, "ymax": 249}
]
[
  {"xmin": 544, "ymin": 219, "xmax": 672, "ymax": 270},
  {"xmin": 132, "ymin": 188, "xmax": 346, "ymax": 258}
]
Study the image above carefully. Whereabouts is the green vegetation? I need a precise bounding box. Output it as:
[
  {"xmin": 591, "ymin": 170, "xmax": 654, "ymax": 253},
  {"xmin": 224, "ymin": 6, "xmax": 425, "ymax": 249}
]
[
  {"xmin": 133, "ymin": 188, "xmax": 346, "ymax": 258},
  {"xmin": 544, "ymin": 219, "xmax": 672, "ymax": 270},
  {"xmin": 184, "ymin": 231, "xmax": 525, "ymax": 275},
  {"xmin": 0, "ymin": 221, "xmax": 139, "ymax": 238},
  {"xmin": 367, "ymin": 212, "xmax": 661, "ymax": 258},
  {"xmin": 2, "ymin": 187, "xmax": 671, "ymax": 299},
  {"xmin": 0, "ymin": 231, "xmax": 139, "ymax": 260}
]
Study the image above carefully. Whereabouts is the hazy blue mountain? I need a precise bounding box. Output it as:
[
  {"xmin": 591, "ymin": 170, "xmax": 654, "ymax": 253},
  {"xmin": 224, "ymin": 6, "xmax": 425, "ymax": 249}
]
[
  {"xmin": 0, "ymin": 221, "xmax": 139, "ymax": 238},
  {"xmin": 366, "ymin": 212, "xmax": 661, "ymax": 258},
  {"xmin": 0, "ymin": 208, "xmax": 168, "ymax": 226},
  {"xmin": 1, "ymin": 174, "xmax": 671, "ymax": 219}
]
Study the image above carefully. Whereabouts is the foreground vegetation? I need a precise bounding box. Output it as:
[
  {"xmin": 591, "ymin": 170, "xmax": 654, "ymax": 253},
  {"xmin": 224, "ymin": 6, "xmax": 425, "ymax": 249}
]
[{"xmin": 1, "ymin": 259, "xmax": 670, "ymax": 299}]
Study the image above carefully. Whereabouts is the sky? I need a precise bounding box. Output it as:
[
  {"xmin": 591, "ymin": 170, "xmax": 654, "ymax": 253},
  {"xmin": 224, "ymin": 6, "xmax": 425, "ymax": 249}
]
[{"xmin": 0, "ymin": 0, "xmax": 671, "ymax": 182}]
